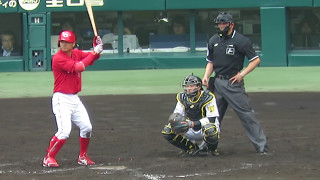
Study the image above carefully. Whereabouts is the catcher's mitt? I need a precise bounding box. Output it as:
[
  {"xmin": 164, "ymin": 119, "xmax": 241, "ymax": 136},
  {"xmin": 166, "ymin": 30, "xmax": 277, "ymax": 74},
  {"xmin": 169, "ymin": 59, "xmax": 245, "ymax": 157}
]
[{"xmin": 168, "ymin": 113, "xmax": 192, "ymax": 134}]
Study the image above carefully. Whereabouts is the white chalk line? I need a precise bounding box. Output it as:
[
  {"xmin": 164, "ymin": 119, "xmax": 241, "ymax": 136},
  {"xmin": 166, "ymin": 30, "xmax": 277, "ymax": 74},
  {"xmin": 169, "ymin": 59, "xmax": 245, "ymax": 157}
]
[
  {"xmin": 140, "ymin": 162, "xmax": 267, "ymax": 180},
  {"xmin": 0, "ymin": 162, "xmax": 128, "ymax": 175},
  {"xmin": 0, "ymin": 158, "xmax": 272, "ymax": 179}
]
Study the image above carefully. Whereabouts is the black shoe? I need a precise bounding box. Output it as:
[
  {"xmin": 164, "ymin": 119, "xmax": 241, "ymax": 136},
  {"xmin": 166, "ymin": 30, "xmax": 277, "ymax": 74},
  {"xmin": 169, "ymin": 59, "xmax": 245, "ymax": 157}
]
[
  {"xmin": 190, "ymin": 144, "xmax": 210, "ymax": 156},
  {"xmin": 258, "ymin": 150, "xmax": 268, "ymax": 155},
  {"xmin": 257, "ymin": 147, "xmax": 268, "ymax": 155},
  {"xmin": 179, "ymin": 145, "xmax": 201, "ymax": 157},
  {"xmin": 209, "ymin": 149, "xmax": 220, "ymax": 156}
]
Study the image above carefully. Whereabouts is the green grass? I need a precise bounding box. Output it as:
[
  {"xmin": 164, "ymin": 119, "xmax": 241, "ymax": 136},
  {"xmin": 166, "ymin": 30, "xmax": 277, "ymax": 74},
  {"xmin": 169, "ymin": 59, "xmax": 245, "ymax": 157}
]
[{"xmin": 0, "ymin": 67, "xmax": 319, "ymax": 99}]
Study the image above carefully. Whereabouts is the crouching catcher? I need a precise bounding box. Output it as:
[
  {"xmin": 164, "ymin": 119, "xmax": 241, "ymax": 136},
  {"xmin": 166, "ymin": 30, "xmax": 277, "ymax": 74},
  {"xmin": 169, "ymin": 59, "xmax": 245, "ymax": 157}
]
[{"xmin": 162, "ymin": 74, "xmax": 220, "ymax": 156}]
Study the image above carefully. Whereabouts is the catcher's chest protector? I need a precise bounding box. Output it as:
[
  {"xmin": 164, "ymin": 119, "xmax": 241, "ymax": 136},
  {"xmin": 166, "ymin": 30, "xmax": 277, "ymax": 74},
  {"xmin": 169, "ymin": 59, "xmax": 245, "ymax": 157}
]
[{"xmin": 178, "ymin": 91, "xmax": 213, "ymax": 121}]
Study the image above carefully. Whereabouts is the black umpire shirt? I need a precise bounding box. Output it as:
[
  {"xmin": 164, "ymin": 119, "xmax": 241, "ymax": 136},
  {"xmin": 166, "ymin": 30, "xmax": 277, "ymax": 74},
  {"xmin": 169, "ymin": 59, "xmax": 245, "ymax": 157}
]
[{"xmin": 206, "ymin": 30, "xmax": 259, "ymax": 77}]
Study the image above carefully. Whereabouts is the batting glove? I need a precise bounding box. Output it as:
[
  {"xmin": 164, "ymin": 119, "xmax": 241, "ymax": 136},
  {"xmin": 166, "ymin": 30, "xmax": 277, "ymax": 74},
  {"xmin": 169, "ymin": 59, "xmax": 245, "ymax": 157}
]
[
  {"xmin": 93, "ymin": 36, "xmax": 102, "ymax": 47},
  {"xmin": 93, "ymin": 43, "xmax": 103, "ymax": 54}
]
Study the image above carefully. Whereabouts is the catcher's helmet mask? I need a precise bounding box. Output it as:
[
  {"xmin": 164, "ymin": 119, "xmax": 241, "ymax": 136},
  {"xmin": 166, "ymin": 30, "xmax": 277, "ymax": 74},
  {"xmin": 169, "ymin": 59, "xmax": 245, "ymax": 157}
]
[{"xmin": 182, "ymin": 74, "xmax": 202, "ymax": 99}]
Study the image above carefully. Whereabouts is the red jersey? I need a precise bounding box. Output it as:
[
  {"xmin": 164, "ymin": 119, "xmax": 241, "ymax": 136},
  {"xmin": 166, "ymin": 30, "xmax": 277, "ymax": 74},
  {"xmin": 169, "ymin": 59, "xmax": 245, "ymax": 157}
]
[{"xmin": 52, "ymin": 49, "xmax": 99, "ymax": 94}]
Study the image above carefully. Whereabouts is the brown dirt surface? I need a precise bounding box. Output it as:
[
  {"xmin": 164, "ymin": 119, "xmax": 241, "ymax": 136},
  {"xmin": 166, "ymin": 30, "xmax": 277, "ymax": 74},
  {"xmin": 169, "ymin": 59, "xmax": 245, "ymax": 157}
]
[{"xmin": 0, "ymin": 92, "xmax": 319, "ymax": 180}]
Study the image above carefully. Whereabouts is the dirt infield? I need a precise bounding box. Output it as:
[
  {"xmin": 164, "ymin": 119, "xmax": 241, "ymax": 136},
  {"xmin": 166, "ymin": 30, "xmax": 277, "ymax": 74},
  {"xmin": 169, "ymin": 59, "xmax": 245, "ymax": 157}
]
[{"xmin": 0, "ymin": 92, "xmax": 319, "ymax": 180}]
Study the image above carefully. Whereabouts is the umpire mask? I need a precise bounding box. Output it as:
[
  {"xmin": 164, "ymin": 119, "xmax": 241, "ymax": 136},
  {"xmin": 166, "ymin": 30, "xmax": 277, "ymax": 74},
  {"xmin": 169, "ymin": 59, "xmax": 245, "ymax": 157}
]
[
  {"xmin": 214, "ymin": 12, "xmax": 233, "ymax": 38},
  {"xmin": 217, "ymin": 25, "xmax": 230, "ymax": 38}
]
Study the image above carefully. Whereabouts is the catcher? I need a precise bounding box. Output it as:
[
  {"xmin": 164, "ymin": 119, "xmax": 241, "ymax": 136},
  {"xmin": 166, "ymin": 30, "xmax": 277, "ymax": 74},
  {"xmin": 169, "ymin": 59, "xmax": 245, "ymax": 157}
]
[{"xmin": 162, "ymin": 74, "xmax": 220, "ymax": 156}]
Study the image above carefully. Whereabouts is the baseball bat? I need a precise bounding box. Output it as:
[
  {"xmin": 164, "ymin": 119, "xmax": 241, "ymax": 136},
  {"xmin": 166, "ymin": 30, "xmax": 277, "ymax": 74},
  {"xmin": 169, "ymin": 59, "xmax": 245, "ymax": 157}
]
[{"xmin": 84, "ymin": 0, "xmax": 98, "ymax": 37}]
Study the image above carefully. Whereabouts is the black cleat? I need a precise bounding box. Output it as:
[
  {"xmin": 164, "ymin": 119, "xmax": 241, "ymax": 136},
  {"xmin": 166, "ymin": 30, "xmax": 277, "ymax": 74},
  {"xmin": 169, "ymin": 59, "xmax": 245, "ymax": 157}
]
[
  {"xmin": 257, "ymin": 146, "xmax": 268, "ymax": 155},
  {"xmin": 209, "ymin": 149, "xmax": 220, "ymax": 156}
]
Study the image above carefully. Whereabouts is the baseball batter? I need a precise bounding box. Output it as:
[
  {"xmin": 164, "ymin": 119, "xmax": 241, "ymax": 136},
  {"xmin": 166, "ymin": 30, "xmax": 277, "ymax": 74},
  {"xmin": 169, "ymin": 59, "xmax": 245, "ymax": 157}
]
[
  {"xmin": 42, "ymin": 31, "xmax": 103, "ymax": 167},
  {"xmin": 162, "ymin": 74, "xmax": 220, "ymax": 156}
]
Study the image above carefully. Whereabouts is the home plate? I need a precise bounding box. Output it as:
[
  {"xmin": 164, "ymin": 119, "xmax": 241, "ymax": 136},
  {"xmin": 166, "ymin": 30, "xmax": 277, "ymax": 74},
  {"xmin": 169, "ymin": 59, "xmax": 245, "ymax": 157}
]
[{"xmin": 90, "ymin": 166, "xmax": 127, "ymax": 170}]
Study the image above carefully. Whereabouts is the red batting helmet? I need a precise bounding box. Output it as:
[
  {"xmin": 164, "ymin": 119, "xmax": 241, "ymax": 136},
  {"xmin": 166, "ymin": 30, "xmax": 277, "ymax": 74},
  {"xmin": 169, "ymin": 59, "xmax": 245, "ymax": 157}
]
[{"xmin": 58, "ymin": 31, "xmax": 76, "ymax": 47}]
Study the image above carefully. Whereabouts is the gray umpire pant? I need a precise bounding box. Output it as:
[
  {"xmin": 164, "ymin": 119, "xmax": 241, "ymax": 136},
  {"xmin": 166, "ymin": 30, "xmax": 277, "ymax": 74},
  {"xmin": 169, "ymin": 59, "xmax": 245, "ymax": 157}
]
[{"xmin": 213, "ymin": 77, "xmax": 268, "ymax": 152}]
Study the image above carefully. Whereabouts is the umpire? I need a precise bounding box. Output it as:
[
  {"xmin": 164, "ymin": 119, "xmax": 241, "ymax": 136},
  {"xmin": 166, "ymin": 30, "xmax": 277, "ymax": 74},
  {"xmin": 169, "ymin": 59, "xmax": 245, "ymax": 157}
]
[{"xmin": 202, "ymin": 12, "xmax": 268, "ymax": 154}]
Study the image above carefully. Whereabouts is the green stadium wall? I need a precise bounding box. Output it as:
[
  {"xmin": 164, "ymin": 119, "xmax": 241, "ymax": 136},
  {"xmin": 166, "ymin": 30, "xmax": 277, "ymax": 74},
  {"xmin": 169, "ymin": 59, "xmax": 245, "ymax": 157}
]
[{"xmin": 1, "ymin": 0, "xmax": 320, "ymax": 72}]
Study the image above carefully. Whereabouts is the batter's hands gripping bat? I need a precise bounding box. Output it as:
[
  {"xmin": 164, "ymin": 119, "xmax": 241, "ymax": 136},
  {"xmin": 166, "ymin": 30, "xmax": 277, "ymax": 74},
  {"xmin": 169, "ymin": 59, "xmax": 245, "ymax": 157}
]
[
  {"xmin": 85, "ymin": 0, "xmax": 103, "ymax": 54},
  {"xmin": 84, "ymin": 0, "xmax": 98, "ymax": 37}
]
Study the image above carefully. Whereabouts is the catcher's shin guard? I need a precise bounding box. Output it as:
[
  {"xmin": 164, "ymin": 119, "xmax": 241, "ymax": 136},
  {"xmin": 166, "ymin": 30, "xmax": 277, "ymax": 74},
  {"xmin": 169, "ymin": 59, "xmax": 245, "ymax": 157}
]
[
  {"xmin": 162, "ymin": 124, "xmax": 197, "ymax": 152},
  {"xmin": 202, "ymin": 123, "xmax": 219, "ymax": 151}
]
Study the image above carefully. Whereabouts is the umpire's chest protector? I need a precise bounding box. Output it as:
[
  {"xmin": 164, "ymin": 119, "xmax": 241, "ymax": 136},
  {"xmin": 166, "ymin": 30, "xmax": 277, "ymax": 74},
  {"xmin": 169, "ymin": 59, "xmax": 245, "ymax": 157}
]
[{"xmin": 178, "ymin": 91, "xmax": 213, "ymax": 121}]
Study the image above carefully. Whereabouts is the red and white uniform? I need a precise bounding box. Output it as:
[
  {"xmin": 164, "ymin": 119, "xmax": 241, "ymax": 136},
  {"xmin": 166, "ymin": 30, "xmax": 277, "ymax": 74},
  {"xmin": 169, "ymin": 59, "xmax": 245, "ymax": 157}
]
[
  {"xmin": 43, "ymin": 31, "xmax": 102, "ymax": 167},
  {"xmin": 52, "ymin": 49, "xmax": 99, "ymax": 139}
]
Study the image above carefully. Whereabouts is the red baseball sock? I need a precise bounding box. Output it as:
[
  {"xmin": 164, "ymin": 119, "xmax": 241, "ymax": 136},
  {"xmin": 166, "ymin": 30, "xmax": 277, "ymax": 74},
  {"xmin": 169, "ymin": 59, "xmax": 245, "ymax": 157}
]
[
  {"xmin": 79, "ymin": 137, "xmax": 90, "ymax": 157},
  {"xmin": 47, "ymin": 138, "xmax": 67, "ymax": 158},
  {"xmin": 46, "ymin": 136, "xmax": 58, "ymax": 153}
]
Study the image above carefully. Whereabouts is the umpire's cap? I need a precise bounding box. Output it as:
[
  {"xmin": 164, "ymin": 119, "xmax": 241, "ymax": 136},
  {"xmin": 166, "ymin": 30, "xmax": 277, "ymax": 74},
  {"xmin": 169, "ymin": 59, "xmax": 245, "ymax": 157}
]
[{"xmin": 214, "ymin": 12, "xmax": 233, "ymax": 23}]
